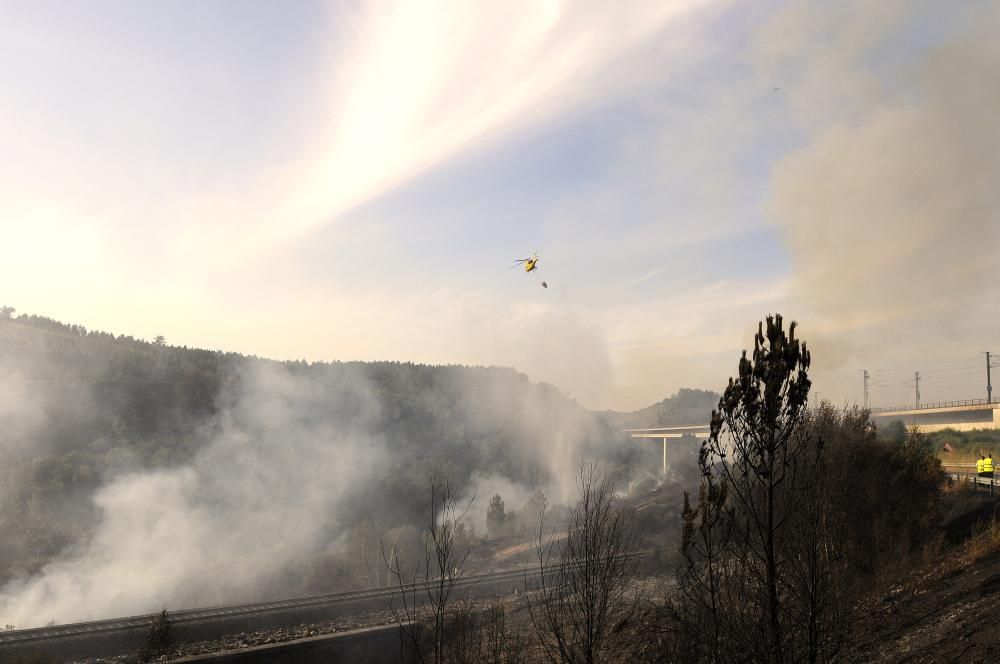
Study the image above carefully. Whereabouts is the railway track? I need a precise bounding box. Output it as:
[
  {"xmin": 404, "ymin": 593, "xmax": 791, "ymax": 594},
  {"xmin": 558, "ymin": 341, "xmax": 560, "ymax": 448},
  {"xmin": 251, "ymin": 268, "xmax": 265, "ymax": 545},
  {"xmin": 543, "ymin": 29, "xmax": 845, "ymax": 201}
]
[{"xmin": 0, "ymin": 565, "xmax": 534, "ymax": 647}]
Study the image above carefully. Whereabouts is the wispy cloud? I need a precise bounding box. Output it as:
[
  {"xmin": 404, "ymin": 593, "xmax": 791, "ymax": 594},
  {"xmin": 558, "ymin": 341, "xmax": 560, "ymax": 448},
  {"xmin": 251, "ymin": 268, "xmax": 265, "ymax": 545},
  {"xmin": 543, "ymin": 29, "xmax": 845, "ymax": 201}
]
[
  {"xmin": 279, "ymin": 0, "xmax": 724, "ymax": 239},
  {"xmin": 624, "ymin": 268, "xmax": 663, "ymax": 289}
]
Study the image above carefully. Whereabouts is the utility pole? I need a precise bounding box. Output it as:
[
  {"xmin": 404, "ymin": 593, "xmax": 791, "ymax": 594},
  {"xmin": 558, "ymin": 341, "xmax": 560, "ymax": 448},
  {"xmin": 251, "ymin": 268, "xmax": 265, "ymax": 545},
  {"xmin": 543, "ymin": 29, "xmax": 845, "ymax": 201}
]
[
  {"xmin": 914, "ymin": 371, "xmax": 921, "ymax": 409},
  {"xmin": 986, "ymin": 352, "xmax": 994, "ymax": 404},
  {"xmin": 861, "ymin": 369, "xmax": 870, "ymax": 409}
]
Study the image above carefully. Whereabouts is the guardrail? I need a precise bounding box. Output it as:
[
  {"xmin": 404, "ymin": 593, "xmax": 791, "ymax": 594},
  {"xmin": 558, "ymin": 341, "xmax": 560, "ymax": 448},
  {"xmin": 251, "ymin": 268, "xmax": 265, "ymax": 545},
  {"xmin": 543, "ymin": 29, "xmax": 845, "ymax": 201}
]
[
  {"xmin": 947, "ymin": 472, "xmax": 1000, "ymax": 495},
  {"xmin": 872, "ymin": 398, "xmax": 996, "ymax": 414}
]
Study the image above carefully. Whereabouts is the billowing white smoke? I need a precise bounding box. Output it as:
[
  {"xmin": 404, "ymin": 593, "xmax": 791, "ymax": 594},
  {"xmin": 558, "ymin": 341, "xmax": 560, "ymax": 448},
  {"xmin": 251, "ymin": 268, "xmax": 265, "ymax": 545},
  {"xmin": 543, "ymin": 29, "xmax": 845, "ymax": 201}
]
[
  {"xmin": 0, "ymin": 363, "xmax": 387, "ymax": 627},
  {"xmin": 0, "ymin": 359, "xmax": 621, "ymax": 628}
]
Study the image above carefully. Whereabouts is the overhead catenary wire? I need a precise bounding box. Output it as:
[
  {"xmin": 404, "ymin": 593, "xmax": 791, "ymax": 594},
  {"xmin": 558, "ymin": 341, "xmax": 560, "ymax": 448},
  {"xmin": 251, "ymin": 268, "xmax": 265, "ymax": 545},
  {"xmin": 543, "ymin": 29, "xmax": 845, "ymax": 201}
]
[{"xmin": 860, "ymin": 351, "xmax": 1000, "ymax": 408}]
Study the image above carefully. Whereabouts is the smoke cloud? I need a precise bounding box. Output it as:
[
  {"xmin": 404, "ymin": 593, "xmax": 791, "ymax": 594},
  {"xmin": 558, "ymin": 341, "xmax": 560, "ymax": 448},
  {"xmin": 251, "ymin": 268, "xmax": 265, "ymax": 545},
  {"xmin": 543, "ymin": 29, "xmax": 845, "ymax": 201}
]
[
  {"xmin": 0, "ymin": 353, "xmax": 629, "ymax": 628},
  {"xmin": 760, "ymin": 1, "xmax": 1000, "ymax": 400},
  {"xmin": 0, "ymin": 363, "xmax": 387, "ymax": 626}
]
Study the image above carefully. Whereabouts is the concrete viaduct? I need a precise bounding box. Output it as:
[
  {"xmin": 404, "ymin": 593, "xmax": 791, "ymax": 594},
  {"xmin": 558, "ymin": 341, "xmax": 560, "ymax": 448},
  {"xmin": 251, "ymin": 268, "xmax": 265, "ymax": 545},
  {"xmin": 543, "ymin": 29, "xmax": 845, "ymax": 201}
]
[
  {"xmin": 624, "ymin": 424, "xmax": 710, "ymax": 475},
  {"xmin": 869, "ymin": 399, "xmax": 1000, "ymax": 433},
  {"xmin": 626, "ymin": 399, "xmax": 1000, "ymax": 474}
]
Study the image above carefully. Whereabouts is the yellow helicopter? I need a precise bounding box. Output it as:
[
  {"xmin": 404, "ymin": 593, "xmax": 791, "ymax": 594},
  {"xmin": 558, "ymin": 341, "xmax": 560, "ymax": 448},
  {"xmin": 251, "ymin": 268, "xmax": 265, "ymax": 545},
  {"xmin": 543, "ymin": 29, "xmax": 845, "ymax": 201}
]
[
  {"xmin": 511, "ymin": 252, "xmax": 547, "ymax": 288},
  {"xmin": 512, "ymin": 252, "xmax": 539, "ymax": 273}
]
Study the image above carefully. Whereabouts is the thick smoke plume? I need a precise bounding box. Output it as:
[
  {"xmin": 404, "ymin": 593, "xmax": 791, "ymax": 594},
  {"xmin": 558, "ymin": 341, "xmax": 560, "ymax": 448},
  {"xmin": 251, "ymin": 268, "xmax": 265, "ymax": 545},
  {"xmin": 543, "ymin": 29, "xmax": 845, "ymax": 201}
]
[
  {"xmin": 0, "ymin": 364, "xmax": 387, "ymax": 626},
  {"xmin": 0, "ymin": 353, "xmax": 640, "ymax": 628},
  {"xmin": 765, "ymin": 3, "xmax": 1000, "ymax": 360}
]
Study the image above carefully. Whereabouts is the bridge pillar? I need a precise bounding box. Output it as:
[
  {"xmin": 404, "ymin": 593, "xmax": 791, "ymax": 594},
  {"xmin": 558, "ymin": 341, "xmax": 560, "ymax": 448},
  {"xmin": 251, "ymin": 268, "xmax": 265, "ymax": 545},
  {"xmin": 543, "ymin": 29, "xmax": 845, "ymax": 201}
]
[{"xmin": 663, "ymin": 437, "xmax": 667, "ymax": 476}]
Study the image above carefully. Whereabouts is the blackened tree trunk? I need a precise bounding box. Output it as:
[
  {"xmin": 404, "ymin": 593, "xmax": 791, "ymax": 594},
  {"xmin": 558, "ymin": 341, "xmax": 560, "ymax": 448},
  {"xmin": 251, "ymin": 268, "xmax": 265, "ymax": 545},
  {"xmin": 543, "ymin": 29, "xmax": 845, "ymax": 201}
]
[{"xmin": 702, "ymin": 314, "xmax": 811, "ymax": 662}]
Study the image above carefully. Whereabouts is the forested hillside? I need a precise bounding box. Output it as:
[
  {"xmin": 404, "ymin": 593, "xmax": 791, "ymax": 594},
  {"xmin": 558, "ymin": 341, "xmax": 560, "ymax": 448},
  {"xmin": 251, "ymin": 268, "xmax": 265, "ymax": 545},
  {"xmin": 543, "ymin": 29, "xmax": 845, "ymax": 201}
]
[
  {"xmin": 600, "ymin": 387, "xmax": 718, "ymax": 429},
  {"xmin": 0, "ymin": 311, "xmax": 714, "ymax": 622}
]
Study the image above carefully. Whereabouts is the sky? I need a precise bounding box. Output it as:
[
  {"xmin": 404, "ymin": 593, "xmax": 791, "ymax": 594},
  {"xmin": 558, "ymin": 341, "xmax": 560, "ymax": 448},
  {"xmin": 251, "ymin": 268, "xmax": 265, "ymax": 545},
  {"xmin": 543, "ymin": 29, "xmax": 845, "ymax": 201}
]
[{"xmin": 2, "ymin": 0, "xmax": 998, "ymax": 411}]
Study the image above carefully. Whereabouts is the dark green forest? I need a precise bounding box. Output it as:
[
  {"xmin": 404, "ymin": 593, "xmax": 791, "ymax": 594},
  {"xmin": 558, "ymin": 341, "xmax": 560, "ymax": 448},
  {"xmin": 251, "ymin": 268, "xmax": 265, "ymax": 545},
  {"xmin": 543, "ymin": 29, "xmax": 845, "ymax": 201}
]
[{"xmin": 0, "ymin": 310, "xmax": 717, "ymax": 590}]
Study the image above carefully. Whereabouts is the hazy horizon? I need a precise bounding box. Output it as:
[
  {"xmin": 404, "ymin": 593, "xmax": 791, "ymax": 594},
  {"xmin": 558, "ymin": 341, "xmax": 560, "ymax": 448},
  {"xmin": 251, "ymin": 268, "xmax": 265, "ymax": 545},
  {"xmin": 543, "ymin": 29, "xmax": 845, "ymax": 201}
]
[{"xmin": 3, "ymin": 0, "xmax": 999, "ymax": 411}]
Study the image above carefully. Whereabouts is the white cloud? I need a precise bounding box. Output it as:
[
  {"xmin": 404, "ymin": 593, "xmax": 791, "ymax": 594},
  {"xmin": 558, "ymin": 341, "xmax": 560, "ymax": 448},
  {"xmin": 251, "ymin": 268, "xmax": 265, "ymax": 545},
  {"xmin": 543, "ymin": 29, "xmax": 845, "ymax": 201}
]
[{"xmin": 280, "ymin": 0, "xmax": 725, "ymax": 240}]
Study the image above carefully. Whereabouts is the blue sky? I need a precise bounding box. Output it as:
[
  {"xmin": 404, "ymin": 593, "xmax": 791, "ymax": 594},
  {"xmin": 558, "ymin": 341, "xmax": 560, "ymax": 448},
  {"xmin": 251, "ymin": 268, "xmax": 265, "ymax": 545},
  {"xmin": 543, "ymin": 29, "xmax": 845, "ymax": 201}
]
[{"xmin": 2, "ymin": 0, "xmax": 998, "ymax": 409}]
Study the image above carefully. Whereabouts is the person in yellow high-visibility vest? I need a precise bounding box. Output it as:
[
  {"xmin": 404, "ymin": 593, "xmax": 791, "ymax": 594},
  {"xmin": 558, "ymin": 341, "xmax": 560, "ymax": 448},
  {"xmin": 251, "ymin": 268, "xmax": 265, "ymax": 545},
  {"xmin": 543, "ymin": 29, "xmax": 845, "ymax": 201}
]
[
  {"xmin": 985, "ymin": 452, "xmax": 994, "ymax": 479},
  {"xmin": 977, "ymin": 455, "xmax": 985, "ymax": 477}
]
